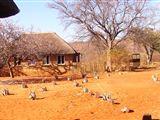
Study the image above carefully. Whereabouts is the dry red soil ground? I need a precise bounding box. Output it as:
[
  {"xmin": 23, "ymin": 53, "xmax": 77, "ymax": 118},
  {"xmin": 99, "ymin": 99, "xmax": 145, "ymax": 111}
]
[{"xmin": 0, "ymin": 70, "xmax": 160, "ymax": 120}]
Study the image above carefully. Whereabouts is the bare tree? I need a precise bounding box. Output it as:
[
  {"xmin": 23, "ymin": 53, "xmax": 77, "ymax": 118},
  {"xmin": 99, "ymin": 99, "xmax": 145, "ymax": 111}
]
[
  {"xmin": 49, "ymin": 0, "xmax": 147, "ymax": 71},
  {"xmin": 0, "ymin": 20, "xmax": 23, "ymax": 78}
]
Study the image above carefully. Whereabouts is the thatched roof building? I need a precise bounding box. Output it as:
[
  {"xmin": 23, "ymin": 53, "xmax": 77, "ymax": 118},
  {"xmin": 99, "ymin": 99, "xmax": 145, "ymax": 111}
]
[{"xmin": 22, "ymin": 33, "xmax": 77, "ymax": 56}]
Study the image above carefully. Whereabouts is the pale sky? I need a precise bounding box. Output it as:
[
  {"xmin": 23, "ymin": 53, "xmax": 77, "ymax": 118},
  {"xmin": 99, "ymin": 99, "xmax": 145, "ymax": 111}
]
[
  {"xmin": 2, "ymin": 0, "xmax": 160, "ymax": 42},
  {"xmin": 2, "ymin": 0, "xmax": 75, "ymax": 42}
]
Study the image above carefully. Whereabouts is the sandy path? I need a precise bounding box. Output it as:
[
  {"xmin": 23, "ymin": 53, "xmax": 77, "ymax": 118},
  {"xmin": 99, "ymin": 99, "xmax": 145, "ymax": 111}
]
[{"xmin": 0, "ymin": 70, "xmax": 160, "ymax": 120}]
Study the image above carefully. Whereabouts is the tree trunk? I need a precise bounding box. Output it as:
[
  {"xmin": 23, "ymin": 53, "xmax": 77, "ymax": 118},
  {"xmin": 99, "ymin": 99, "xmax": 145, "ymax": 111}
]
[
  {"xmin": 7, "ymin": 61, "xmax": 14, "ymax": 78},
  {"xmin": 106, "ymin": 41, "xmax": 112, "ymax": 72},
  {"xmin": 106, "ymin": 49, "xmax": 112, "ymax": 72},
  {"xmin": 146, "ymin": 50, "xmax": 153, "ymax": 65},
  {"xmin": 144, "ymin": 45, "xmax": 154, "ymax": 65}
]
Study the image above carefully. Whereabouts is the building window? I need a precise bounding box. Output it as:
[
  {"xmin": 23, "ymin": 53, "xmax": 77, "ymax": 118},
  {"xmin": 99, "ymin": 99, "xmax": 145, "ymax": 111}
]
[
  {"xmin": 43, "ymin": 55, "xmax": 51, "ymax": 65},
  {"xmin": 57, "ymin": 55, "xmax": 65, "ymax": 64},
  {"xmin": 73, "ymin": 54, "xmax": 80, "ymax": 62},
  {"xmin": 132, "ymin": 54, "xmax": 140, "ymax": 59}
]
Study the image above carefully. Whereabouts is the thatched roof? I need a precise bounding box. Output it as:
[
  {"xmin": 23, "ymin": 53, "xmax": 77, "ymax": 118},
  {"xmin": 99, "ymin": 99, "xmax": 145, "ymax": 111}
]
[
  {"xmin": 22, "ymin": 33, "xmax": 77, "ymax": 56},
  {"xmin": 70, "ymin": 41, "xmax": 104, "ymax": 62},
  {"xmin": 0, "ymin": 0, "xmax": 19, "ymax": 18}
]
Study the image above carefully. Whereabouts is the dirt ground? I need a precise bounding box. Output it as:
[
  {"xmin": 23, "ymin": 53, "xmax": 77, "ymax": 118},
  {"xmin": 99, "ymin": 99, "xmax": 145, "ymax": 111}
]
[{"xmin": 0, "ymin": 70, "xmax": 160, "ymax": 120}]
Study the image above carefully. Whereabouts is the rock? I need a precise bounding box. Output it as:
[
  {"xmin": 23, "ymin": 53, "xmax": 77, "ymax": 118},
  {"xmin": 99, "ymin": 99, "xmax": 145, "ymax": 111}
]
[
  {"xmin": 95, "ymin": 92, "xmax": 102, "ymax": 98},
  {"xmin": 93, "ymin": 72, "xmax": 99, "ymax": 79},
  {"xmin": 94, "ymin": 75, "xmax": 99, "ymax": 79},
  {"xmin": 109, "ymin": 99, "xmax": 114, "ymax": 103},
  {"xmin": 81, "ymin": 73, "xmax": 87, "ymax": 79},
  {"xmin": 121, "ymin": 107, "xmax": 130, "ymax": 113},
  {"xmin": 82, "ymin": 78, "xmax": 88, "ymax": 83},
  {"xmin": 1, "ymin": 89, "xmax": 9, "ymax": 96},
  {"xmin": 142, "ymin": 113, "xmax": 152, "ymax": 120},
  {"xmin": 119, "ymin": 72, "xmax": 123, "ymax": 75},
  {"xmin": 115, "ymin": 69, "xmax": 120, "ymax": 72},
  {"xmin": 107, "ymin": 98, "xmax": 115, "ymax": 104},
  {"xmin": 106, "ymin": 93, "xmax": 111, "ymax": 99},
  {"xmin": 54, "ymin": 75, "xmax": 58, "ymax": 80},
  {"xmin": 107, "ymin": 74, "xmax": 110, "ymax": 77},
  {"xmin": 52, "ymin": 81, "xmax": 57, "ymax": 85},
  {"xmin": 42, "ymin": 78, "xmax": 46, "ymax": 83},
  {"xmin": 21, "ymin": 82, "xmax": 28, "ymax": 88},
  {"xmin": 83, "ymin": 88, "xmax": 89, "ymax": 93},
  {"xmin": 152, "ymin": 74, "xmax": 158, "ymax": 82},
  {"xmin": 102, "ymin": 93, "xmax": 111, "ymax": 100},
  {"xmin": 73, "ymin": 81, "xmax": 79, "ymax": 87},
  {"xmin": 29, "ymin": 91, "xmax": 36, "ymax": 100},
  {"xmin": 102, "ymin": 95, "xmax": 107, "ymax": 100},
  {"xmin": 102, "ymin": 93, "xmax": 116, "ymax": 104},
  {"xmin": 89, "ymin": 91, "xmax": 95, "ymax": 96},
  {"xmin": 41, "ymin": 87, "xmax": 47, "ymax": 92},
  {"xmin": 67, "ymin": 76, "xmax": 72, "ymax": 81}
]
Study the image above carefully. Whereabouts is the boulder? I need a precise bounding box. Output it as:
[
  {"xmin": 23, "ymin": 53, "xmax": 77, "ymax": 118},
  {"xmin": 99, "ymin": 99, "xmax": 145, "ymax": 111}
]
[
  {"xmin": 121, "ymin": 107, "xmax": 131, "ymax": 113},
  {"xmin": 21, "ymin": 82, "xmax": 28, "ymax": 88},
  {"xmin": 67, "ymin": 76, "xmax": 72, "ymax": 81},
  {"xmin": 82, "ymin": 78, "xmax": 88, "ymax": 83},
  {"xmin": 83, "ymin": 88, "xmax": 89, "ymax": 93},
  {"xmin": 1, "ymin": 89, "xmax": 9, "ymax": 96},
  {"xmin": 41, "ymin": 87, "xmax": 47, "ymax": 92},
  {"xmin": 29, "ymin": 91, "xmax": 36, "ymax": 100},
  {"xmin": 52, "ymin": 81, "xmax": 57, "ymax": 85},
  {"xmin": 73, "ymin": 81, "xmax": 79, "ymax": 87},
  {"xmin": 142, "ymin": 114, "xmax": 152, "ymax": 120},
  {"xmin": 152, "ymin": 74, "xmax": 158, "ymax": 82}
]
